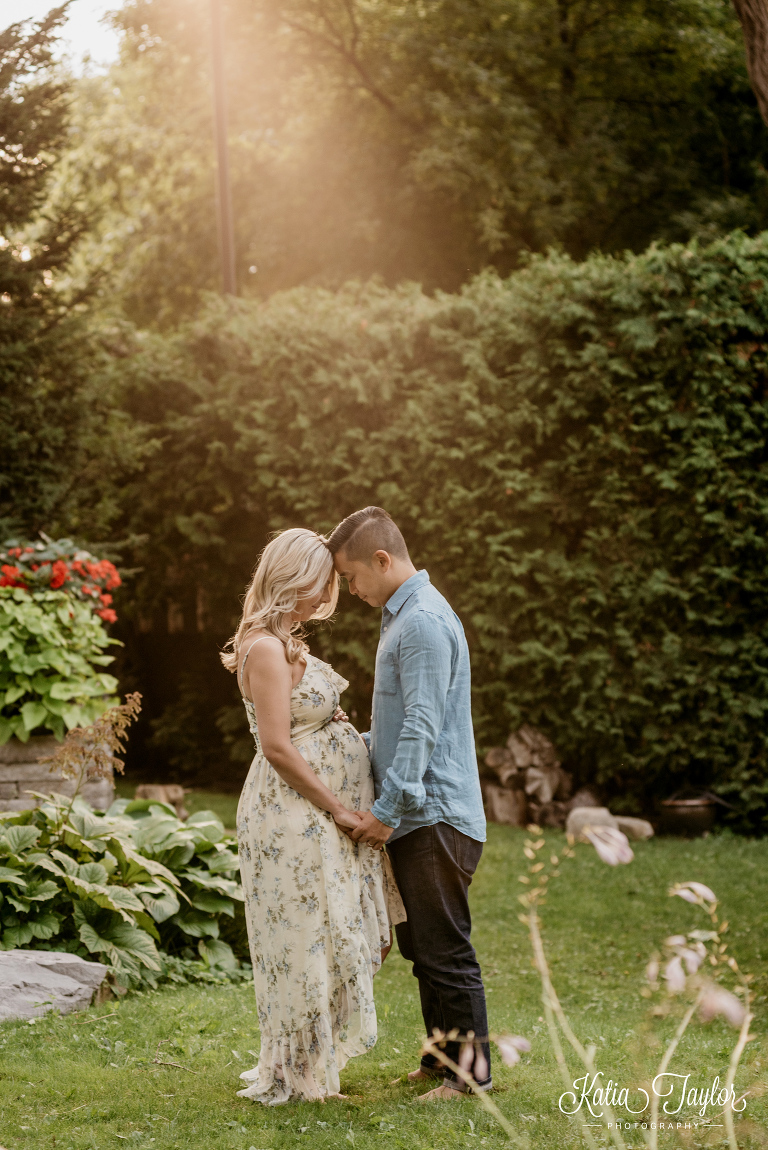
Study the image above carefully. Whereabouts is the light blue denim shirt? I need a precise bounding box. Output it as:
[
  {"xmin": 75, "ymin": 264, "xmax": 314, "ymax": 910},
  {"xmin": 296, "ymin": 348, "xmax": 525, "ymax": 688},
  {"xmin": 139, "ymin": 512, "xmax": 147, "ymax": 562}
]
[{"xmin": 366, "ymin": 570, "xmax": 486, "ymax": 844}]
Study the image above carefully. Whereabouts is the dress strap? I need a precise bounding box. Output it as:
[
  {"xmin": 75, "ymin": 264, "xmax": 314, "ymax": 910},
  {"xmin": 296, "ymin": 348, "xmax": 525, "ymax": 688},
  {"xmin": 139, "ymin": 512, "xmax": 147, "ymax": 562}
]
[{"xmin": 239, "ymin": 635, "xmax": 271, "ymax": 699}]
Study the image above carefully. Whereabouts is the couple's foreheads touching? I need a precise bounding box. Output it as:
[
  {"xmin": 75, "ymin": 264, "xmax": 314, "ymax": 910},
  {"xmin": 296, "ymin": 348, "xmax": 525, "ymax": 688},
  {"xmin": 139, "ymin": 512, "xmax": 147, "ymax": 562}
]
[{"xmin": 221, "ymin": 507, "xmax": 416, "ymax": 670}]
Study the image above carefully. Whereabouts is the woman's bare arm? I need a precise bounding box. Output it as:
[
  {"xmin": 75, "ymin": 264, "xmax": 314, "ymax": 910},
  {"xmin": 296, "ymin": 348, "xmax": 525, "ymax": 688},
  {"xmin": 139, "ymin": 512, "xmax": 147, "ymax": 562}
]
[{"xmin": 242, "ymin": 637, "xmax": 362, "ymax": 831}]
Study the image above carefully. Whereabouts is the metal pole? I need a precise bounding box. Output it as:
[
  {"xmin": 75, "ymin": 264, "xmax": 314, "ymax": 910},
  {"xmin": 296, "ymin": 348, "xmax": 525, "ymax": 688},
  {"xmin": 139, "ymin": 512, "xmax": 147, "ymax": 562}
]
[{"xmin": 210, "ymin": 0, "xmax": 237, "ymax": 295}]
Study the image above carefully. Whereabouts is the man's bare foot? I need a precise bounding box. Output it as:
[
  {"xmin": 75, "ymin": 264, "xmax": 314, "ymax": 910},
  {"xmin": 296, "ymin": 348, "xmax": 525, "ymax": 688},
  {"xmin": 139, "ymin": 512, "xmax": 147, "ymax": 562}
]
[
  {"xmin": 417, "ymin": 1084, "xmax": 463, "ymax": 1102},
  {"xmin": 389, "ymin": 1067, "xmax": 443, "ymax": 1085}
]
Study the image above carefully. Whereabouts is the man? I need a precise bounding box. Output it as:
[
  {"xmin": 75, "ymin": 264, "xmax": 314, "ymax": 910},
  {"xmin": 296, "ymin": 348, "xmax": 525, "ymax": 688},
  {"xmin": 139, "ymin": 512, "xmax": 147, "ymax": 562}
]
[{"xmin": 327, "ymin": 506, "xmax": 491, "ymax": 1100}]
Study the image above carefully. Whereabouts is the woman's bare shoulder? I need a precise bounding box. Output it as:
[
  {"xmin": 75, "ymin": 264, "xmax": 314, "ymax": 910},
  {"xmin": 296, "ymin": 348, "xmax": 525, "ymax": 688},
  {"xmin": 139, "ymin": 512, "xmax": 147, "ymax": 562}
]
[{"xmin": 240, "ymin": 633, "xmax": 288, "ymax": 674}]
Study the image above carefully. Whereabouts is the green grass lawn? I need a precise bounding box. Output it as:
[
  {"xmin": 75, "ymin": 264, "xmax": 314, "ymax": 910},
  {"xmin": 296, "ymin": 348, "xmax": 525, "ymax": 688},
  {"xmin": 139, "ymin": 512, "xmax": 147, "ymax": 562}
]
[{"xmin": 1, "ymin": 822, "xmax": 766, "ymax": 1150}]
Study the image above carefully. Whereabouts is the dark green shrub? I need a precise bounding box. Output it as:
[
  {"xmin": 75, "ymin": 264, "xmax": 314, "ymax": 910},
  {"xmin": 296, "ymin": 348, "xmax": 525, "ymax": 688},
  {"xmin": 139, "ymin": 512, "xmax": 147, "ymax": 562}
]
[{"xmin": 114, "ymin": 231, "xmax": 768, "ymax": 830}]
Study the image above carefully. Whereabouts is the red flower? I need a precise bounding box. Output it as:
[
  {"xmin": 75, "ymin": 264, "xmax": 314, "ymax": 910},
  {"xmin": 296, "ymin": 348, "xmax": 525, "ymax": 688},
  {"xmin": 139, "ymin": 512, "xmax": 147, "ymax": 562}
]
[
  {"xmin": 99, "ymin": 593, "xmax": 113, "ymax": 606},
  {"xmin": 0, "ymin": 564, "xmax": 27, "ymax": 589},
  {"xmin": 49, "ymin": 559, "xmax": 70, "ymax": 590},
  {"xmin": 84, "ymin": 559, "xmax": 121, "ymax": 590},
  {"xmin": 96, "ymin": 607, "xmax": 117, "ymax": 623},
  {"xmin": 103, "ymin": 561, "xmax": 121, "ymax": 590}
]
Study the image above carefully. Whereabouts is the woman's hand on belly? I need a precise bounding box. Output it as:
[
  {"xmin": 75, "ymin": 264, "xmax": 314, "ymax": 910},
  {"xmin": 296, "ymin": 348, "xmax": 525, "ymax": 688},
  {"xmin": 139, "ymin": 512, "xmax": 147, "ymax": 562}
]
[{"xmin": 331, "ymin": 706, "xmax": 349, "ymax": 723}]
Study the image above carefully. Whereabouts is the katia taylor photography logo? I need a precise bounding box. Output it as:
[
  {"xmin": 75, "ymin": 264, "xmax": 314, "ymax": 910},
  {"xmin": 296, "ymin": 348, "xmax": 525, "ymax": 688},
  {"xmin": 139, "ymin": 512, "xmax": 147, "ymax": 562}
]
[{"xmin": 559, "ymin": 1071, "xmax": 746, "ymax": 1124}]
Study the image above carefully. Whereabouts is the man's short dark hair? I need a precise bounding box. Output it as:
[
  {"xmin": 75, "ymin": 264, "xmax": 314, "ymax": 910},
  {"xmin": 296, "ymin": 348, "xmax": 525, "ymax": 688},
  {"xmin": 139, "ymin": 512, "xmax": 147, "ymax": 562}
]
[{"xmin": 326, "ymin": 506, "xmax": 409, "ymax": 563}]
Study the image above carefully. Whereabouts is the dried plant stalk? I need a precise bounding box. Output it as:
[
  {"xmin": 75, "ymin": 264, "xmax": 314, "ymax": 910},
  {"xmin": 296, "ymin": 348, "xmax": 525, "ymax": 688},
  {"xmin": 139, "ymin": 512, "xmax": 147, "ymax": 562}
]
[
  {"xmin": 526, "ymin": 908, "xmax": 628, "ymax": 1150},
  {"xmin": 537, "ymin": 965, "xmax": 601, "ymax": 1150},
  {"xmin": 420, "ymin": 1034, "xmax": 528, "ymax": 1148},
  {"xmin": 723, "ymin": 1004, "xmax": 753, "ymax": 1150},
  {"xmin": 648, "ymin": 998, "xmax": 699, "ymax": 1150},
  {"xmin": 520, "ymin": 840, "xmax": 753, "ymax": 1150},
  {"xmin": 39, "ymin": 692, "xmax": 142, "ymax": 784}
]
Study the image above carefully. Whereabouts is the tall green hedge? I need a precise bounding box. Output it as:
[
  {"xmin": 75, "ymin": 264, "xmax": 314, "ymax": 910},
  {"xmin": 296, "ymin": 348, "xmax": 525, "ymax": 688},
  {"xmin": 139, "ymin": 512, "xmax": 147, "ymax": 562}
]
[{"xmin": 113, "ymin": 232, "xmax": 768, "ymax": 829}]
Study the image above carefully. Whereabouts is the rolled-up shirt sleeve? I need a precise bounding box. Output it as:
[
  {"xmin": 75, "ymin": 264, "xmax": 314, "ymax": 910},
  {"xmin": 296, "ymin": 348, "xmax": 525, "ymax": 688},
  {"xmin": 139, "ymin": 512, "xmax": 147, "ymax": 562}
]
[{"xmin": 371, "ymin": 612, "xmax": 453, "ymax": 829}]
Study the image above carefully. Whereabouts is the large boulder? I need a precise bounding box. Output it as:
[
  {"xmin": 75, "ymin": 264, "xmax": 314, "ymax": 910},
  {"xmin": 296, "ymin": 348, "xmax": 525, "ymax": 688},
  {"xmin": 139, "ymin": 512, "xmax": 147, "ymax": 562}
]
[
  {"xmin": 565, "ymin": 806, "xmax": 618, "ymax": 840},
  {"xmin": 0, "ymin": 951, "xmax": 107, "ymax": 1021},
  {"xmin": 615, "ymin": 815, "xmax": 654, "ymax": 841}
]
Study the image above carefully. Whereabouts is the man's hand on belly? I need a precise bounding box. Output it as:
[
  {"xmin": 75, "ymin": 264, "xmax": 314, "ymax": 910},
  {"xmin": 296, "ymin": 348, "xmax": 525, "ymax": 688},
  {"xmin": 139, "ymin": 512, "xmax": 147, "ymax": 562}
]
[{"xmin": 350, "ymin": 810, "xmax": 395, "ymax": 850}]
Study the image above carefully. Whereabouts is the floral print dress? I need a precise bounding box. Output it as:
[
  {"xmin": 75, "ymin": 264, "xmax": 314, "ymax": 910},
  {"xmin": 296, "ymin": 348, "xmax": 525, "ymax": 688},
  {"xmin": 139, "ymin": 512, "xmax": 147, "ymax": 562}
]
[{"xmin": 236, "ymin": 651, "xmax": 405, "ymax": 1105}]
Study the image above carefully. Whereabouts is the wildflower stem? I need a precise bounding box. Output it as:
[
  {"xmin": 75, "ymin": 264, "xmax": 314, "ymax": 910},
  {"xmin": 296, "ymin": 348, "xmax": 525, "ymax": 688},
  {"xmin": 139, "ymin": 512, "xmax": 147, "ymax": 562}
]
[
  {"xmin": 722, "ymin": 997, "xmax": 752, "ymax": 1150},
  {"xmin": 421, "ymin": 1041, "xmax": 526, "ymax": 1148},
  {"xmin": 540, "ymin": 973, "xmax": 600, "ymax": 1150},
  {"xmin": 649, "ymin": 998, "xmax": 698, "ymax": 1150},
  {"xmin": 527, "ymin": 908, "xmax": 628, "ymax": 1150}
]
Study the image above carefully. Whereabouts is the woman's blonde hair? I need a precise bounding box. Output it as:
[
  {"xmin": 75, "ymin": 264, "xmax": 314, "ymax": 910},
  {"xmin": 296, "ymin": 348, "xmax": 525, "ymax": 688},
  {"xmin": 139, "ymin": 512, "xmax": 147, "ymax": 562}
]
[{"xmin": 221, "ymin": 528, "xmax": 338, "ymax": 671}]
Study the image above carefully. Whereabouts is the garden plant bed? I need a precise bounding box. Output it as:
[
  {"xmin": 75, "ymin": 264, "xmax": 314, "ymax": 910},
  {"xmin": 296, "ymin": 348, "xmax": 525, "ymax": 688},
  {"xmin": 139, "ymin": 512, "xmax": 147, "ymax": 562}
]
[{"xmin": 0, "ymin": 823, "xmax": 765, "ymax": 1150}]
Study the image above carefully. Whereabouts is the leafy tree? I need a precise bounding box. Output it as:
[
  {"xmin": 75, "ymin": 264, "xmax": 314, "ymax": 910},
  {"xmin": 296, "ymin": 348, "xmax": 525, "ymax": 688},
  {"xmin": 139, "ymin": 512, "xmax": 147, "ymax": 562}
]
[
  {"xmin": 57, "ymin": 0, "xmax": 768, "ymax": 325},
  {"xmin": 0, "ymin": 8, "xmax": 137, "ymax": 539}
]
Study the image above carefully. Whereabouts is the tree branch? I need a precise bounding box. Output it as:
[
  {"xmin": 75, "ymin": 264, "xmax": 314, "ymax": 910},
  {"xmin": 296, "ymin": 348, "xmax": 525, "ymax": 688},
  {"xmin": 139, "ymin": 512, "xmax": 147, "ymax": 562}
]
[{"xmin": 731, "ymin": 0, "xmax": 768, "ymax": 127}]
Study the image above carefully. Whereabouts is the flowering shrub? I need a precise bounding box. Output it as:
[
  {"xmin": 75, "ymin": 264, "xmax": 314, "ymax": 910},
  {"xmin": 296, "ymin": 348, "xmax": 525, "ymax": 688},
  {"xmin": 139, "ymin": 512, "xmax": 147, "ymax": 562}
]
[
  {"xmin": 0, "ymin": 537, "xmax": 121, "ymax": 624},
  {"xmin": 0, "ymin": 538, "xmax": 123, "ymax": 744}
]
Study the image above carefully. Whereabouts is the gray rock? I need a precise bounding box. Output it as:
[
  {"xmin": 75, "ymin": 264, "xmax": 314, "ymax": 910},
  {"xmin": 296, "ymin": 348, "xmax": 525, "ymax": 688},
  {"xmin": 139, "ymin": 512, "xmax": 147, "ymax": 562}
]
[
  {"xmin": 615, "ymin": 815, "xmax": 655, "ymax": 841},
  {"xmin": 568, "ymin": 787, "xmax": 601, "ymax": 809},
  {"xmin": 565, "ymin": 806, "xmax": 618, "ymax": 840},
  {"xmin": 0, "ymin": 950, "xmax": 107, "ymax": 1022}
]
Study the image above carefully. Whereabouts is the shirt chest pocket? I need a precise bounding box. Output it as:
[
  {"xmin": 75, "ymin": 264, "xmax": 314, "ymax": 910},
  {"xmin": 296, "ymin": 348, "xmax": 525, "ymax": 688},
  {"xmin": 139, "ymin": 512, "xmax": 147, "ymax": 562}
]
[{"xmin": 375, "ymin": 648, "xmax": 399, "ymax": 696}]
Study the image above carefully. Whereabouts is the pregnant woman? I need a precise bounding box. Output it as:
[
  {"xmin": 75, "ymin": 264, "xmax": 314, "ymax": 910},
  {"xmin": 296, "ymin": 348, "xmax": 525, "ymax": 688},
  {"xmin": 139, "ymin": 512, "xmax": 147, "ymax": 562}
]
[{"xmin": 222, "ymin": 528, "xmax": 405, "ymax": 1105}]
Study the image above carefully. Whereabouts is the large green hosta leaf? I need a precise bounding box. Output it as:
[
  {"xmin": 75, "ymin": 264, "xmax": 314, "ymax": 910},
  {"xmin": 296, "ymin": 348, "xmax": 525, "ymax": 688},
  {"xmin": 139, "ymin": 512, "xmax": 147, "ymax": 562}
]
[
  {"xmin": 0, "ymin": 865, "xmax": 27, "ymax": 887},
  {"xmin": 77, "ymin": 862, "xmax": 109, "ymax": 885},
  {"xmin": 107, "ymin": 837, "xmax": 179, "ymax": 887},
  {"xmin": 135, "ymin": 884, "xmax": 180, "ymax": 923},
  {"xmin": 189, "ymin": 890, "xmax": 234, "ymax": 917},
  {"xmin": 79, "ymin": 918, "xmax": 161, "ymax": 973},
  {"xmin": 1, "ymin": 916, "xmax": 34, "ymax": 947},
  {"xmin": 0, "ymin": 826, "xmax": 40, "ymax": 855},
  {"xmin": 29, "ymin": 911, "xmax": 61, "ymax": 940},
  {"xmin": 170, "ymin": 907, "xmax": 220, "ymax": 939},
  {"xmin": 22, "ymin": 879, "xmax": 60, "ymax": 902},
  {"xmin": 198, "ymin": 938, "xmax": 239, "ymax": 971},
  {"xmin": 185, "ymin": 811, "xmax": 226, "ymax": 848},
  {"xmin": 24, "ymin": 851, "xmax": 68, "ymax": 877},
  {"xmin": 122, "ymin": 798, "xmax": 177, "ymax": 818},
  {"xmin": 204, "ymin": 848, "xmax": 240, "ymax": 875},
  {"xmin": 160, "ymin": 842, "xmax": 196, "ymax": 870},
  {"xmin": 128, "ymin": 812, "xmax": 192, "ymax": 857},
  {"xmin": 62, "ymin": 809, "xmax": 116, "ymax": 851},
  {"xmin": 55, "ymin": 856, "xmax": 145, "ymax": 921},
  {"xmin": 182, "ymin": 868, "xmax": 243, "ymax": 900}
]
